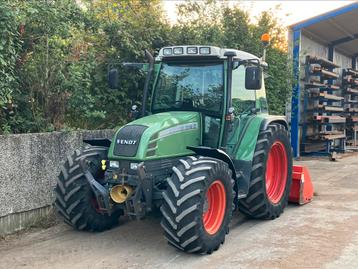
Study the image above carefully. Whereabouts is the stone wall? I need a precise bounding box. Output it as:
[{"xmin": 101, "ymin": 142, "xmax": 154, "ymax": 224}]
[{"xmin": 0, "ymin": 129, "xmax": 114, "ymax": 235}]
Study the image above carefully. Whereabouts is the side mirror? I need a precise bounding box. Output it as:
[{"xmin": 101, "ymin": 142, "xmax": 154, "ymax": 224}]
[
  {"xmin": 108, "ymin": 68, "xmax": 119, "ymax": 89},
  {"xmin": 245, "ymin": 66, "xmax": 262, "ymax": 90}
]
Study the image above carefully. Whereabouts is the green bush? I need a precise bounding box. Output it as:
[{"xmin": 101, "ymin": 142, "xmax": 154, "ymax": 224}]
[{"xmin": 0, "ymin": 0, "xmax": 290, "ymax": 134}]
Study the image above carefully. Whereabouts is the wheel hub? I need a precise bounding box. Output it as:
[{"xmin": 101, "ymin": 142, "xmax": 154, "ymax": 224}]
[
  {"xmin": 202, "ymin": 180, "xmax": 226, "ymax": 235},
  {"xmin": 265, "ymin": 141, "xmax": 288, "ymax": 204}
]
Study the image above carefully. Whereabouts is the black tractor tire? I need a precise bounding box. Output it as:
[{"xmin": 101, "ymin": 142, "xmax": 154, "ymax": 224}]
[
  {"xmin": 238, "ymin": 123, "xmax": 292, "ymax": 219},
  {"xmin": 160, "ymin": 156, "xmax": 235, "ymax": 254},
  {"xmin": 54, "ymin": 146, "xmax": 121, "ymax": 232}
]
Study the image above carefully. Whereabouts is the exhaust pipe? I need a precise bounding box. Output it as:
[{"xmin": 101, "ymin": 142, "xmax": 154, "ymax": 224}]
[{"xmin": 110, "ymin": 184, "xmax": 133, "ymax": 203}]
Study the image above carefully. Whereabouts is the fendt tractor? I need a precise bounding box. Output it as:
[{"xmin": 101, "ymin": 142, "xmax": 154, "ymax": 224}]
[{"xmin": 55, "ymin": 35, "xmax": 298, "ymax": 254}]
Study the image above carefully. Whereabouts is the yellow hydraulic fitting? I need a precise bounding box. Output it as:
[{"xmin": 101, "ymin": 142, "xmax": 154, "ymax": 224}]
[{"xmin": 101, "ymin": 160, "xmax": 106, "ymax": 171}]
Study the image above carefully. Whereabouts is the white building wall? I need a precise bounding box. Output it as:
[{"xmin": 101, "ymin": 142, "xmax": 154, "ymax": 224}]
[
  {"xmin": 301, "ymin": 34, "xmax": 328, "ymax": 60},
  {"xmin": 334, "ymin": 50, "xmax": 352, "ymax": 77}
]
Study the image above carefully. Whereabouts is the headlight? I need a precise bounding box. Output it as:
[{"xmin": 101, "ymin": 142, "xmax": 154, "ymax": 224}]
[
  {"xmin": 199, "ymin": 47, "xmax": 211, "ymax": 54},
  {"xmin": 163, "ymin": 48, "xmax": 172, "ymax": 55},
  {"xmin": 109, "ymin": 161, "xmax": 119, "ymax": 168},
  {"xmin": 130, "ymin": 163, "xmax": 139, "ymax": 170},
  {"xmin": 187, "ymin": 47, "xmax": 198, "ymax": 54},
  {"xmin": 173, "ymin": 47, "xmax": 184, "ymax": 55}
]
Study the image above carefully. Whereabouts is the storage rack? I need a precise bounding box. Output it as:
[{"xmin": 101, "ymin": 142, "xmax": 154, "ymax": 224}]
[
  {"xmin": 342, "ymin": 68, "xmax": 358, "ymax": 148},
  {"xmin": 301, "ymin": 55, "xmax": 346, "ymax": 154}
]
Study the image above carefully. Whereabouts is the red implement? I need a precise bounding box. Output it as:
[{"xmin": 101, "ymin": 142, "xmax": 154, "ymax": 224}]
[{"xmin": 289, "ymin": 165, "xmax": 314, "ymax": 205}]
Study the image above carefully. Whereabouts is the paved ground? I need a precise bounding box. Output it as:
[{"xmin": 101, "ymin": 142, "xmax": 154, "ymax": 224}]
[{"xmin": 1, "ymin": 155, "xmax": 357, "ymax": 269}]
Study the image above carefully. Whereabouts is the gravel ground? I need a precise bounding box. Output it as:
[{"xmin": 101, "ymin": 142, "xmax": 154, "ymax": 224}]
[{"xmin": 0, "ymin": 155, "xmax": 357, "ymax": 269}]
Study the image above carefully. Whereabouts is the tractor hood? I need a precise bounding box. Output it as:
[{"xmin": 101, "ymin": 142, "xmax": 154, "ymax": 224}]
[{"xmin": 108, "ymin": 111, "xmax": 201, "ymax": 160}]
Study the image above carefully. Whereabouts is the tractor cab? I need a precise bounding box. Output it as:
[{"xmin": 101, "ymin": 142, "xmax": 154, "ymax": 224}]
[
  {"xmin": 109, "ymin": 45, "xmax": 269, "ymax": 155},
  {"xmin": 151, "ymin": 46, "xmax": 268, "ymax": 150}
]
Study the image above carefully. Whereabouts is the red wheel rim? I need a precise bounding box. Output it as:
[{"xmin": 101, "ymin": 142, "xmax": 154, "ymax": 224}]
[
  {"xmin": 91, "ymin": 197, "xmax": 101, "ymax": 213},
  {"xmin": 202, "ymin": 180, "xmax": 226, "ymax": 235},
  {"xmin": 265, "ymin": 141, "xmax": 288, "ymax": 204}
]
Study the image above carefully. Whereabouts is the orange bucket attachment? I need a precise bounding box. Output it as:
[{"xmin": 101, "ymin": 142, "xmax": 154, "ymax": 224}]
[{"xmin": 289, "ymin": 165, "xmax": 314, "ymax": 205}]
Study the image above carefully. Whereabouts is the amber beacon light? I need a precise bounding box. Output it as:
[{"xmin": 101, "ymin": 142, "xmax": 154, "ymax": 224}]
[
  {"xmin": 261, "ymin": 33, "xmax": 270, "ymax": 61},
  {"xmin": 261, "ymin": 33, "xmax": 271, "ymax": 45}
]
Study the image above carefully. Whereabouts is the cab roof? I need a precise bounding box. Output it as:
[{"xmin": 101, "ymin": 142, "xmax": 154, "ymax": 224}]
[{"xmin": 156, "ymin": 45, "xmax": 261, "ymax": 62}]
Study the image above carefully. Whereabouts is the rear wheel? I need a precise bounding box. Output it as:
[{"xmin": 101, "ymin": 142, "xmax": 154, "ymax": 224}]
[
  {"xmin": 54, "ymin": 146, "xmax": 122, "ymax": 231},
  {"xmin": 160, "ymin": 156, "xmax": 234, "ymax": 254},
  {"xmin": 238, "ymin": 124, "xmax": 292, "ymax": 219}
]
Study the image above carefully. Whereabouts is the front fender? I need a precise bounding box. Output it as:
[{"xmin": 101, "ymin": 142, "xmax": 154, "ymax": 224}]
[{"xmin": 187, "ymin": 146, "xmax": 236, "ymax": 180}]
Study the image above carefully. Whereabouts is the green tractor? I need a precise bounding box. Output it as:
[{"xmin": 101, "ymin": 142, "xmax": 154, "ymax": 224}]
[{"xmin": 55, "ymin": 42, "xmax": 292, "ymax": 254}]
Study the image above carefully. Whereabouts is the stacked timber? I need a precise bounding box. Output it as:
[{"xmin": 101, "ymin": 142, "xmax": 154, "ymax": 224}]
[
  {"xmin": 343, "ymin": 68, "xmax": 358, "ymax": 147},
  {"xmin": 301, "ymin": 55, "xmax": 346, "ymax": 154}
]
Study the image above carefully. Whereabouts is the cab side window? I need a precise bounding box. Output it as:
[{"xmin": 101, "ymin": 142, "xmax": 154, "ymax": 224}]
[
  {"xmin": 231, "ymin": 65, "xmax": 256, "ymax": 114},
  {"xmin": 255, "ymin": 78, "xmax": 268, "ymax": 113},
  {"xmin": 202, "ymin": 116, "xmax": 221, "ymax": 148}
]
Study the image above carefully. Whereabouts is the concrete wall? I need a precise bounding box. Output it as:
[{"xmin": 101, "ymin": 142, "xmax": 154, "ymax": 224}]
[{"xmin": 0, "ymin": 129, "xmax": 115, "ymax": 235}]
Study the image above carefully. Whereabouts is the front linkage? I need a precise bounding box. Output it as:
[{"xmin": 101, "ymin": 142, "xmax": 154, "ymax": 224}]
[{"xmin": 86, "ymin": 155, "xmax": 184, "ymax": 220}]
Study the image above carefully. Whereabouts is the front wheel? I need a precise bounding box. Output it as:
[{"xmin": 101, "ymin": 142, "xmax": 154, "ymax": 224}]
[
  {"xmin": 160, "ymin": 156, "xmax": 234, "ymax": 254},
  {"xmin": 238, "ymin": 123, "xmax": 292, "ymax": 219},
  {"xmin": 54, "ymin": 146, "xmax": 122, "ymax": 231}
]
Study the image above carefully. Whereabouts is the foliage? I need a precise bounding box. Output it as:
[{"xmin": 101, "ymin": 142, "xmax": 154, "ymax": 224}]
[
  {"xmin": 173, "ymin": 1, "xmax": 291, "ymax": 115},
  {"xmin": 0, "ymin": 0, "xmax": 290, "ymax": 134},
  {"xmin": 0, "ymin": 1, "xmax": 21, "ymax": 133}
]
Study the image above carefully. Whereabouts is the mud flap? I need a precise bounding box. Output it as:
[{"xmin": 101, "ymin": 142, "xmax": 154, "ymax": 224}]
[{"xmin": 289, "ymin": 165, "xmax": 314, "ymax": 205}]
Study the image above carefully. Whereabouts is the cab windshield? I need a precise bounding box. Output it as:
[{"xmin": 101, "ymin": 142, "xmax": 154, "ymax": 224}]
[{"xmin": 152, "ymin": 62, "xmax": 224, "ymax": 115}]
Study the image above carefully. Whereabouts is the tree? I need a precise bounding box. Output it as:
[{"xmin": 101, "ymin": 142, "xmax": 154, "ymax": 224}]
[
  {"xmin": 0, "ymin": 0, "xmax": 290, "ymax": 134},
  {"xmin": 172, "ymin": 1, "xmax": 291, "ymax": 115},
  {"xmin": 0, "ymin": 0, "xmax": 21, "ymax": 133}
]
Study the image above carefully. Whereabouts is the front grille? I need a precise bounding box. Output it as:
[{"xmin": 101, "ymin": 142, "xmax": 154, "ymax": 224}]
[{"xmin": 113, "ymin": 125, "xmax": 148, "ymax": 157}]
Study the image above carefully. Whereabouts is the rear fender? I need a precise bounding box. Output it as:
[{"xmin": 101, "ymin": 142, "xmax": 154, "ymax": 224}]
[
  {"xmin": 231, "ymin": 115, "xmax": 288, "ymax": 198},
  {"xmin": 260, "ymin": 116, "xmax": 288, "ymax": 131}
]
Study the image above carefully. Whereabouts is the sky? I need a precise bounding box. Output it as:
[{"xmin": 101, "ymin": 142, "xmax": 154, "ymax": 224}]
[{"xmin": 162, "ymin": 0, "xmax": 356, "ymax": 26}]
